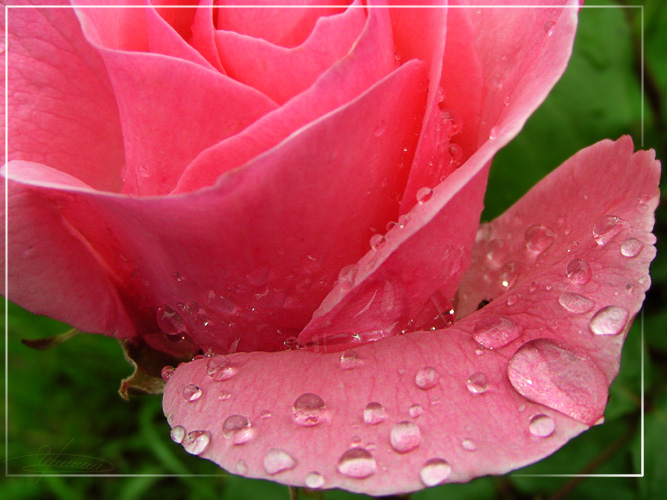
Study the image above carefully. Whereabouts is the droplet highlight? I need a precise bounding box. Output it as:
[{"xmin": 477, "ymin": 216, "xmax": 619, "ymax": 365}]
[
  {"xmin": 170, "ymin": 425, "xmax": 185, "ymax": 444},
  {"xmin": 206, "ymin": 355, "xmax": 236, "ymax": 381},
  {"xmin": 182, "ymin": 384, "xmax": 202, "ymax": 402},
  {"xmin": 416, "ymin": 187, "xmax": 434, "ymax": 204},
  {"xmin": 182, "ymin": 430, "xmax": 211, "ymax": 455}
]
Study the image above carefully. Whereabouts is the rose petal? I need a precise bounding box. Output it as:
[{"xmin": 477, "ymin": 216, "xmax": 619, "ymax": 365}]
[
  {"xmin": 214, "ymin": 0, "xmax": 367, "ymax": 104},
  {"xmin": 163, "ymin": 138, "xmax": 659, "ymax": 496},
  {"xmin": 5, "ymin": 1, "xmax": 124, "ymax": 191}
]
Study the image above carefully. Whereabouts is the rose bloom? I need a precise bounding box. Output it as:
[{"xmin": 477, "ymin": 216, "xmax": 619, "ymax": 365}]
[{"xmin": 1, "ymin": 0, "xmax": 660, "ymax": 496}]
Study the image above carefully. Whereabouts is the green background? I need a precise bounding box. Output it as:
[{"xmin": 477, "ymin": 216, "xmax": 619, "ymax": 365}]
[{"xmin": 2, "ymin": 1, "xmax": 666, "ymax": 499}]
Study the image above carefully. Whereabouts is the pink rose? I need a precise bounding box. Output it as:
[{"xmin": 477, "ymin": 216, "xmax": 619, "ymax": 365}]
[{"xmin": 2, "ymin": 0, "xmax": 660, "ymax": 496}]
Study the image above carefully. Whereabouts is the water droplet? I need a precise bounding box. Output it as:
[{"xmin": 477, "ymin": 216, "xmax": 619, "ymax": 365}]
[
  {"xmin": 305, "ymin": 471, "xmax": 325, "ymax": 489},
  {"xmin": 156, "ymin": 305, "xmax": 186, "ymax": 335},
  {"xmin": 374, "ymin": 120, "xmax": 386, "ymax": 137},
  {"xmin": 207, "ymin": 355, "xmax": 236, "ymax": 381},
  {"xmin": 409, "ymin": 404, "xmax": 425, "ymax": 418},
  {"xmin": 161, "ymin": 365, "xmax": 175, "ymax": 382},
  {"xmin": 593, "ymin": 215, "xmax": 624, "ymax": 246},
  {"xmin": 182, "ymin": 430, "xmax": 211, "ymax": 455},
  {"xmin": 544, "ymin": 20, "xmax": 555, "ymax": 36},
  {"xmin": 507, "ymin": 339, "xmax": 608, "ymax": 423},
  {"xmin": 441, "ymin": 109, "xmax": 463, "ymax": 136},
  {"xmin": 259, "ymin": 409, "xmax": 272, "ymax": 419},
  {"xmin": 448, "ymin": 143, "xmax": 463, "ymax": 166},
  {"xmin": 620, "ymin": 238, "xmax": 643, "ymax": 258},
  {"xmin": 506, "ymin": 293, "xmax": 521, "ymax": 306},
  {"xmin": 338, "ymin": 264, "xmax": 358, "ymax": 291},
  {"xmin": 566, "ymin": 259, "xmax": 592, "ymax": 286},
  {"xmin": 263, "ymin": 449, "xmax": 297, "ymax": 475},
  {"xmin": 461, "ymin": 438, "xmax": 476, "ymax": 451},
  {"xmin": 397, "ymin": 214, "xmax": 410, "ymax": 228},
  {"xmin": 207, "ymin": 291, "xmax": 235, "ymax": 314},
  {"xmin": 419, "ymin": 458, "xmax": 452, "ymax": 487},
  {"xmin": 222, "ymin": 414, "xmax": 254, "ymax": 444},
  {"xmin": 589, "ymin": 306, "xmax": 629, "ymax": 336},
  {"xmin": 529, "ymin": 414, "xmax": 555, "ymax": 437},
  {"xmin": 466, "ymin": 372, "xmax": 489, "ymax": 394},
  {"xmin": 390, "ymin": 421, "xmax": 422, "ymax": 453},
  {"xmin": 492, "ymin": 72, "xmax": 504, "ymax": 88},
  {"xmin": 558, "ymin": 292, "xmax": 594, "ymax": 314},
  {"xmin": 416, "ymin": 187, "xmax": 434, "ymax": 204},
  {"xmin": 218, "ymin": 389, "xmax": 232, "ymax": 401},
  {"xmin": 172, "ymin": 272, "xmax": 185, "ymax": 282},
  {"xmin": 292, "ymin": 393, "xmax": 327, "ymax": 426},
  {"xmin": 525, "ymin": 224, "xmax": 556, "ymax": 254},
  {"xmin": 489, "ymin": 126, "xmax": 499, "ymax": 140},
  {"xmin": 236, "ymin": 460, "xmax": 248, "ymax": 475},
  {"xmin": 340, "ymin": 350, "xmax": 364, "ymax": 370},
  {"xmin": 415, "ymin": 366, "xmax": 439, "ymax": 390},
  {"xmin": 170, "ymin": 425, "xmax": 185, "ymax": 444},
  {"xmin": 370, "ymin": 234, "xmax": 385, "ymax": 250},
  {"xmin": 337, "ymin": 447, "xmax": 376, "ymax": 478},
  {"xmin": 363, "ymin": 402, "xmax": 387, "ymax": 425},
  {"xmin": 473, "ymin": 315, "xmax": 521, "ymax": 349},
  {"xmin": 182, "ymin": 384, "xmax": 202, "ymax": 402},
  {"xmin": 499, "ymin": 261, "xmax": 518, "ymax": 289},
  {"xmin": 283, "ymin": 337, "xmax": 303, "ymax": 350}
]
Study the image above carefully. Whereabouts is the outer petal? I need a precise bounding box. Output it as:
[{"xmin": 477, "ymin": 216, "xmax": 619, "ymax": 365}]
[
  {"xmin": 163, "ymin": 138, "xmax": 659, "ymax": 496},
  {"xmin": 300, "ymin": 1, "xmax": 579, "ymax": 349},
  {"xmin": 5, "ymin": 1, "xmax": 124, "ymax": 191}
]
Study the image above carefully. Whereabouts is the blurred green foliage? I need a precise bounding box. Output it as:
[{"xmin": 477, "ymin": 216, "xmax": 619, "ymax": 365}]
[{"xmin": 2, "ymin": 1, "xmax": 665, "ymax": 499}]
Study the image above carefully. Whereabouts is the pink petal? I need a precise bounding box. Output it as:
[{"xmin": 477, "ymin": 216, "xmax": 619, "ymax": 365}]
[
  {"xmin": 214, "ymin": 1, "xmax": 366, "ymax": 104},
  {"xmin": 216, "ymin": 0, "xmax": 349, "ymax": 48},
  {"xmin": 73, "ymin": 4, "xmax": 278, "ymax": 195},
  {"xmin": 299, "ymin": 1, "xmax": 579, "ymax": 349},
  {"xmin": 163, "ymin": 137, "xmax": 659, "ymax": 495},
  {"xmin": 5, "ymin": 1, "xmax": 124, "ymax": 191},
  {"xmin": 174, "ymin": 3, "xmax": 396, "ymax": 193}
]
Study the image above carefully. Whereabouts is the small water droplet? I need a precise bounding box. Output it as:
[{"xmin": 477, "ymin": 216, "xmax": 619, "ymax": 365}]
[
  {"xmin": 529, "ymin": 414, "xmax": 555, "ymax": 437},
  {"xmin": 374, "ymin": 120, "xmax": 387, "ymax": 137},
  {"xmin": 506, "ymin": 293, "xmax": 521, "ymax": 306},
  {"xmin": 218, "ymin": 389, "xmax": 232, "ymax": 401},
  {"xmin": 415, "ymin": 366, "xmax": 439, "ymax": 390},
  {"xmin": 466, "ymin": 371, "xmax": 489, "ymax": 394},
  {"xmin": 489, "ymin": 126, "xmax": 499, "ymax": 140},
  {"xmin": 419, "ymin": 458, "xmax": 452, "ymax": 486},
  {"xmin": 370, "ymin": 234, "xmax": 385, "ymax": 250},
  {"xmin": 161, "ymin": 365, "xmax": 175, "ymax": 382},
  {"xmin": 492, "ymin": 72, "xmax": 504, "ymax": 88},
  {"xmin": 337, "ymin": 447, "xmax": 376, "ymax": 478},
  {"xmin": 461, "ymin": 438, "xmax": 476, "ymax": 451},
  {"xmin": 207, "ymin": 291, "xmax": 235, "ymax": 314},
  {"xmin": 363, "ymin": 402, "xmax": 387, "ymax": 425},
  {"xmin": 566, "ymin": 259, "xmax": 592, "ymax": 286},
  {"xmin": 544, "ymin": 20, "xmax": 555, "ymax": 36},
  {"xmin": 207, "ymin": 355, "xmax": 236, "ymax": 381},
  {"xmin": 283, "ymin": 336, "xmax": 303, "ymax": 350},
  {"xmin": 441, "ymin": 109, "xmax": 463, "ymax": 136},
  {"xmin": 338, "ymin": 264, "xmax": 358, "ymax": 291},
  {"xmin": 222, "ymin": 414, "xmax": 254, "ymax": 444},
  {"xmin": 259, "ymin": 409, "xmax": 272, "ymax": 419},
  {"xmin": 524, "ymin": 224, "xmax": 556, "ymax": 254},
  {"xmin": 448, "ymin": 143, "xmax": 463, "ymax": 166},
  {"xmin": 182, "ymin": 384, "xmax": 202, "ymax": 402},
  {"xmin": 409, "ymin": 404, "xmax": 425, "ymax": 418},
  {"xmin": 170, "ymin": 425, "xmax": 185, "ymax": 444},
  {"xmin": 292, "ymin": 393, "xmax": 327, "ymax": 426},
  {"xmin": 589, "ymin": 306, "xmax": 629, "ymax": 335},
  {"xmin": 182, "ymin": 430, "xmax": 211, "ymax": 455},
  {"xmin": 390, "ymin": 421, "xmax": 422, "ymax": 453},
  {"xmin": 340, "ymin": 350, "xmax": 364, "ymax": 370},
  {"xmin": 263, "ymin": 449, "xmax": 297, "ymax": 475},
  {"xmin": 593, "ymin": 215, "xmax": 624, "ymax": 246},
  {"xmin": 620, "ymin": 238, "xmax": 643, "ymax": 258},
  {"xmin": 305, "ymin": 471, "xmax": 325, "ymax": 489},
  {"xmin": 499, "ymin": 261, "xmax": 518, "ymax": 289},
  {"xmin": 416, "ymin": 187, "xmax": 434, "ymax": 204},
  {"xmin": 558, "ymin": 292, "xmax": 595, "ymax": 314},
  {"xmin": 473, "ymin": 315, "xmax": 521, "ymax": 349},
  {"xmin": 156, "ymin": 305, "xmax": 186, "ymax": 335},
  {"xmin": 236, "ymin": 460, "xmax": 248, "ymax": 475},
  {"xmin": 172, "ymin": 272, "xmax": 185, "ymax": 282}
]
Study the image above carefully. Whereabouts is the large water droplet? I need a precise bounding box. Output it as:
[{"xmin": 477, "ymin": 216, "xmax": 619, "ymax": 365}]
[
  {"xmin": 558, "ymin": 292, "xmax": 595, "ymax": 314},
  {"xmin": 156, "ymin": 305, "xmax": 186, "ymax": 335},
  {"xmin": 182, "ymin": 384, "xmax": 202, "ymax": 402},
  {"xmin": 390, "ymin": 421, "xmax": 422, "ymax": 453},
  {"xmin": 589, "ymin": 306, "xmax": 629, "ymax": 336},
  {"xmin": 507, "ymin": 338, "xmax": 608, "ymax": 424},
  {"xmin": 525, "ymin": 224, "xmax": 556, "ymax": 254},
  {"xmin": 305, "ymin": 471, "xmax": 325, "ymax": 489},
  {"xmin": 337, "ymin": 447, "xmax": 376, "ymax": 478},
  {"xmin": 363, "ymin": 402, "xmax": 387, "ymax": 425},
  {"xmin": 416, "ymin": 187, "xmax": 434, "ymax": 204},
  {"xmin": 593, "ymin": 215, "xmax": 624, "ymax": 246},
  {"xmin": 529, "ymin": 414, "xmax": 555, "ymax": 437},
  {"xmin": 207, "ymin": 355, "xmax": 236, "ymax": 381},
  {"xmin": 182, "ymin": 430, "xmax": 211, "ymax": 455},
  {"xmin": 620, "ymin": 238, "xmax": 643, "ymax": 258},
  {"xmin": 466, "ymin": 372, "xmax": 489, "ymax": 394},
  {"xmin": 473, "ymin": 315, "xmax": 521, "ymax": 349},
  {"xmin": 170, "ymin": 425, "xmax": 185, "ymax": 444},
  {"xmin": 566, "ymin": 259, "xmax": 592, "ymax": 286},
  {"xmin": 340, "ymin": 350, "xmax": 364, "ymax": 370},
  {"xmin": 338, "ymin": 264, "xmax": 358, "ymax": 291},
  {"xmin": 263, "ymin": 449, "xmax": 297, "ymax": 475},
  {"xmin": 415, "ymin": 366, "xmax": 439, "ymax": 390},
  {"xmin": 292, "ymin": 393, "xmax": 327, "ymax": 426},
  {"xmin": 222, "ymin": 414, "xmax": 254, "ymax": 445},
  {"xmin": 419, "ymin": 458, "xmax": 452, "ymax": 487}
]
